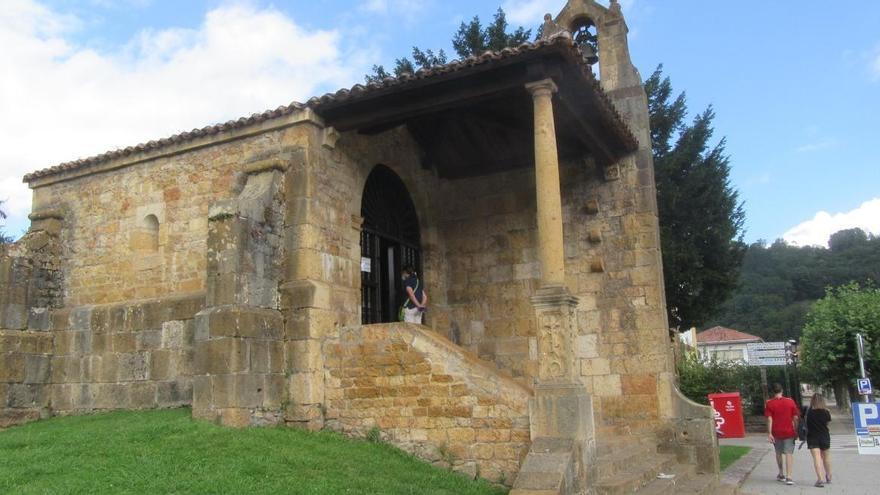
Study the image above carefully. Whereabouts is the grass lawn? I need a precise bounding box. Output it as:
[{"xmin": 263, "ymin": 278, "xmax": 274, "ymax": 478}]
[
  {"xmin": 0, "ymin": 408, "xmax": 507, "ymax": 495},
  {"xmin": 719, "ymin": 445, "xmax": 752, "ymax": 471}
]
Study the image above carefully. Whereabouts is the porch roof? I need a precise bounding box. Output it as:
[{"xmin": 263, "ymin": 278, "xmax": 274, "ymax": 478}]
[{"xmin": 311, "ymin": 34, "xmax": 639, "ymax": 178}]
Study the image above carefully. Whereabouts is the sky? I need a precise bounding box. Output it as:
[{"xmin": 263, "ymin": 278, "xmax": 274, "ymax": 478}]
[{"xmin": 1, "ymin": 0, "xmax": 878, "ymax": 247}]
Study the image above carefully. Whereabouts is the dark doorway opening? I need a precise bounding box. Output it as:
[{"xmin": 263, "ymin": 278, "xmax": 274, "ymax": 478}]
[{"xmin": 360, "ymin": 165, "xmax": 421, "ymax": 324}]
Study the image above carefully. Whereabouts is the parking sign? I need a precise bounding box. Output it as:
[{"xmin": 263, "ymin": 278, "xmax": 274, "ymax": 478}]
[
  {"xmin": 858, "ymin": 378, "xmax": 873, "ymax": 396},
  {"xmin": 852, "ymin": 402, "xmax": 880, "ymax": 455}
]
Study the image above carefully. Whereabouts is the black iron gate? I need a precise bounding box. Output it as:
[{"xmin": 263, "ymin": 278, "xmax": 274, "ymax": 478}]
[{"xmin": 360, "ymin": 166, "xmax": 421, "ymax": 324}]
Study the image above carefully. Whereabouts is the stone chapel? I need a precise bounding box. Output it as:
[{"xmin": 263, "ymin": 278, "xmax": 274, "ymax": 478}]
[{"xmin": 0, "ymin": 1, "xmax": 720, "ymax": 493}]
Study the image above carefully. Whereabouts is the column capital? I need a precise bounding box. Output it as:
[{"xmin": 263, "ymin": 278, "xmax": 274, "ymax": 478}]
[{"xmin": 525, "ymin": 78, "xmax": 558, "ymax": 97}]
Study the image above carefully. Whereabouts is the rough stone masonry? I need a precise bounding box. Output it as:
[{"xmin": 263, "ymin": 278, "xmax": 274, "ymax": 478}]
[{"xmin": 1, "ymin": 1, "xmax": 718, "ymax": 492}]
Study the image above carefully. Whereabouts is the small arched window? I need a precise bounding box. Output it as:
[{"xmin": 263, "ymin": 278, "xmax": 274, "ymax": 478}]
[{"xmin": 140, "ymin": 214, "xmax": 160, "ymax": 251}]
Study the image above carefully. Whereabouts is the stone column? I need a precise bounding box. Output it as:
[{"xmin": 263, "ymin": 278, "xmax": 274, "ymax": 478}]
[
  {"xmin": 515, "ymin": 79, "xmax": 596, "ymax": 494},
  {"xmin": 526, "ymin": 78, "xmax": 566, "ymax": 288}
]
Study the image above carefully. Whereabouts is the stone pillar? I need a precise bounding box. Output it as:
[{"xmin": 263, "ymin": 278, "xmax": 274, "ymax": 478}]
[
  {"xmin": 514, "ymin": 79, "xmax": 596, "ymax": 494},
  {"xmin": 192, "ymin": 163, "xmax": 287, "ymax": 427},
  {"xmin": 526, "ymin": 78, "xmax": 566, "ymax": 289},
  {"xmin": 0, "ymin": 210, "xmax": 63, "ymax": 427}
]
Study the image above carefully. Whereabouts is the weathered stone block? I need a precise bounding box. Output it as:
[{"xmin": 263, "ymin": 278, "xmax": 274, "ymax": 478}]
[
  {"xmin": 591, "ymin": 374, "xmax": 621, "ymax": 396},
  {"xmin": 195, "ymin": 337, "xmax": 248, "ymax": 375},
  {"xmin": 158, "ymin": 380, "xmax": 191, "ymax": 405},
  {"xmin": 193, "ymin": 375, "xmax": 212, "ymax": 410},
  {"xmin": 579, "ymin": 358, "xmax": 610, "ymax": 376},
  {"xmin": 117, "ymin": 352, "xmax": 150, "ymax": 381},
  {"xmin": 24, "ymin": 355, "xmax": 50, "ymax": 384},
  {"xmin": 94, "ymin": 383, "xmax": 130, "ymax": 409},
  {"xmin": 130, "ymin": 382, "xmax": 158, "ymax": 408},
  {"xmin": 0, "ymin": 353, "xmax": 25, "ymax": 382},
  {"xmin": 289, "ymin": 370, "xmax": 323, "ymax": 404}
]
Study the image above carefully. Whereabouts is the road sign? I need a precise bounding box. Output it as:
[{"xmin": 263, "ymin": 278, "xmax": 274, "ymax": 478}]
[
  {"xmin": 852, "ymin": 402, "xmax": 880, "ymax": 455},
  {"xmin": 858, "ymin": 378, "xmax": 873, "ymax": 396},
  {"xmin": 749, "ymin": 357, "xmax": 787, "ymax": 366},
  {"xmin": 747, "ymin": 342, "xmax": 790, "ymax": 366},
  {"xmin": 747, "ymin": 342, "xmax": 786, "ymax": 352}
]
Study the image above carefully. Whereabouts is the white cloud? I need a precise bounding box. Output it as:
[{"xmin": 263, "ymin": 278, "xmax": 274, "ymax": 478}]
[
  {"xmin": 782, "ymin": 198, "xmax": 880, "ymax": 247},
  {"xmin": 503, "ymin": 0, "xmax": 563, "ymax": 25},
  {"xmin": 0, "ymin": 1, "xmax": 368, "ymax": 237},
  {"xmin": 871, "ymin": 45, "xmax": 880, "ymax": 80},
  {"xmin": 358, "ymin": 0, "xmax": 428, "ymax": 21},
  {"xmin": 795, "ymin": 137, "xmax": 837, "ymax": 153}
]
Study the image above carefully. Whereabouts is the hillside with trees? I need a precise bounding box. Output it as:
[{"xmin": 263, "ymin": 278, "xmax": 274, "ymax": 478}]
[{"xmin": 710, "ymin": 228, "xmax": 880, "ymax": 341}]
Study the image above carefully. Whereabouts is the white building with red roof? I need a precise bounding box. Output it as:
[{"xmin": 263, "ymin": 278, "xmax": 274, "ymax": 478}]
[{"xmin": 697, "ymin": 326, "xmax": 764, "ymax": 363}]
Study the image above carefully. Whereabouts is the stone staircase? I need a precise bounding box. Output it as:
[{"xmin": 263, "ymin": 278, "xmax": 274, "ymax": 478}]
[{"xmin": 594, "ymin": 427, "xmax": 729, "ymax": 495}]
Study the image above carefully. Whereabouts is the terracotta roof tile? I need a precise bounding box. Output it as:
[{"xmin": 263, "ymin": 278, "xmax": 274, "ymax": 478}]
[
  {"xmin": 696, "ymin": 326, "xmax": 763, "ymax": 344},
  {"xmin": 23, "ymin": 34, "xmax": 637, "ymax": 183}
]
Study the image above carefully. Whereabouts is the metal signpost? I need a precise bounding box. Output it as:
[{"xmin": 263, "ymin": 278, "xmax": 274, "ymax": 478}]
[
  {"xmin": 747, "ymin": 342, "xmax": 797, "ymax": 402},
  {"xmin": 856, "ymin": 333, "xmax": 872, "ymax": 403}
]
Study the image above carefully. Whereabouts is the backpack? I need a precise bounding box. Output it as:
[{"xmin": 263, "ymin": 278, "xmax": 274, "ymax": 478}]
[{"xmin": 798, "ymin": 406, "xmax": 810, "ymax": 442}]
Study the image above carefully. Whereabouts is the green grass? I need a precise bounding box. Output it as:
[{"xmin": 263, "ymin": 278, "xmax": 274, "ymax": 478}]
[
  {"xmin": 0, "ymin": 408, "xmax": 507, "ymax": 495},
  {"xmin": 719, "ymin": 445, "xmax": 751, "ymax": 471}
]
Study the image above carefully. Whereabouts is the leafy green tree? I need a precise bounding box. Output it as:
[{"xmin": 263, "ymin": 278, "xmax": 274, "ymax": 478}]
[
  {"xmin": 366, "ymin": 8, "xmax": 530, "ymax": 83},
  {"xmin": 800, "ymin": 282, "xmax": 880, "ymax": 410},
  {"xmin": 644, "ymin": 66, "xmax": 746, "ymax": 330}
]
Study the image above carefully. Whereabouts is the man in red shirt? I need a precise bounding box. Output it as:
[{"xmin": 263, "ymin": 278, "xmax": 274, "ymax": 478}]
[{"xmin": 765, "ymin": 383, "xmax": 800, "ymax": 485}]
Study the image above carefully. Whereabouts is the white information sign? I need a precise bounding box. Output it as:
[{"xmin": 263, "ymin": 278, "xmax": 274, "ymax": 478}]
[
  {"xmin": 360, "ymin": 257, "xmax": 371, "ymax": 273},
  {"xmin": 852, "ymin": 402, "xmax": 880, "ymax": 455},
  {"xmin": 747, "ymin": 342, "xmax": 789, "ymax": 366}
]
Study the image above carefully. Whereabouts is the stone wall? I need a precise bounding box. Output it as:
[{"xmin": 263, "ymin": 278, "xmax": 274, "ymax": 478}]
[
  {"xmin": 324, "ymin": 323, "xmax": 531, "ymax": 483},
  {"xmin": 47, "ymin": 295, "xmax": 202, "ymax": 414},
  {"xmin": 28, "ymin": 130, "xmax": 287, "ymax": 306},
  {"xmin": 0, "ymin": 329, "xmax": 53, "ymax": 427},
  {"xmin": 436, "ymin": 167, "xmax": 540, "ymax": 381}
]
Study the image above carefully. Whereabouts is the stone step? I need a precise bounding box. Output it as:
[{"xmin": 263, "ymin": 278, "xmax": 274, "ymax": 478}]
[
  {"xmin": 596, "ymin": 443, "xmax": 653, "ymax": 479},
  {"xmin": 511, "ymin": 438, "xmax": 577, "ymax": 494},
  {"xmin": 674, "ymin": 472, "xmax": 719, "ymax": 494},
  {"xmin": 596, "ymin": 433, "xmax": 658, "ymax": 457},
  {"xmin": 631, "ymin": 463, "xmax": 696, "ymax": 495},
  {"xmin": 595, "ymin": 453, "xmax": 677, "ymax": 495}
]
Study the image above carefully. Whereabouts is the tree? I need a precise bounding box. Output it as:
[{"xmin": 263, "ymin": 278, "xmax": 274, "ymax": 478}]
[
  {"xmin": 800, "ymin": 282, "xmax": 880, "ymax": 410},
  {"xmin": 0, "ymin": 200, "xmax": 11, "ymax": 244},
  {"xmin": 711, "ymin": 232, "xmax": 880, "ymax": 342},
  {"xmin": 366, "ymin": 8, "xmax": 530, "ymax": 83},
  {"xmin": 644, "ymin": 66, "xmax": 746, "ymax": 330}
]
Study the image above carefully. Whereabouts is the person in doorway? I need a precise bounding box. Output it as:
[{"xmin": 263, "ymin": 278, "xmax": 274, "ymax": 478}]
[
  {"xmin": 401, "ymin": 265, "xmax": 427, "ymax": 324},
  {"xmin": 806, "ymin": 393, "xmax": 832, "ymax": 487},
  {"xmin": 765, "ymin": 382, "xmax": 800, "ymax": 486}
]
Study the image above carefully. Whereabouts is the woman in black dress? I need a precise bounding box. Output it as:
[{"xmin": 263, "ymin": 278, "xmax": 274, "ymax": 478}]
[{"xmin": 806, "ymin": 393, "xmax": 832, "ymax": 487}]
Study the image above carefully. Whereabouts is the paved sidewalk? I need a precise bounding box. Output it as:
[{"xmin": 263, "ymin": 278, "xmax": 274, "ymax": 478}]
[{"xmin": 724, "ymin": 410, "xmax": 879, "ymax": 494}]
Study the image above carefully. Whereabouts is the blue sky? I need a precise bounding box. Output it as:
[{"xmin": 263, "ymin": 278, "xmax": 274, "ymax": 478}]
[{"xmin": 2, "ymin": 0, "xmax": 879, "ymax": 246}]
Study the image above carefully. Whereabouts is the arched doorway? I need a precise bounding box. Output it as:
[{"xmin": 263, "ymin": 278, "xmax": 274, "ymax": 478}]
[{"xmin": 360, "ymin": 165, "xmax": 421, "ymax": 324}]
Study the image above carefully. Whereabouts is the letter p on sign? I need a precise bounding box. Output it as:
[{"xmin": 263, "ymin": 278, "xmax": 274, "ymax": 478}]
[{"xmin": 857, "ymin": 403, "xmax": 879, "ymax": 428}]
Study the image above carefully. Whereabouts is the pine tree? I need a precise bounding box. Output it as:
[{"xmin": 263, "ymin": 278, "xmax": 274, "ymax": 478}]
[
  {"xmin": 0, "ymin": 200, "xmax": 11, "ymax": 244},
  {"xmin": 645, "ymin": 66, "xmax": 746, "ymax": 329}
]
